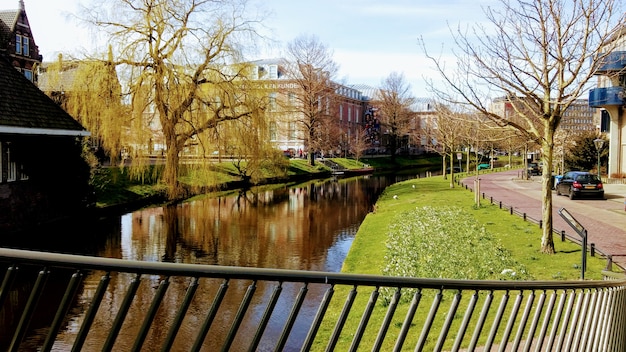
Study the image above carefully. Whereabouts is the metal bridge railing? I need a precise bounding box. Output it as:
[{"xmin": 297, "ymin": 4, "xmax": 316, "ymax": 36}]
[{"xmin": 1, "ymin": 247, "xmax": 626, "ymax": 351}]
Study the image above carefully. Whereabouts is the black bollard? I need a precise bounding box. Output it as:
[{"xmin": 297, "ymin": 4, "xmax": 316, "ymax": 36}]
[{"xmin": 590, "ymin": 243, "xmax": 595, "ymax": 257}]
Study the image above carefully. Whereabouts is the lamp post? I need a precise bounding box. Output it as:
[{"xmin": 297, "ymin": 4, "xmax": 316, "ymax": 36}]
[{"xmin": 593, "ymin": 138, "xmax": 604, "ymax": 180}]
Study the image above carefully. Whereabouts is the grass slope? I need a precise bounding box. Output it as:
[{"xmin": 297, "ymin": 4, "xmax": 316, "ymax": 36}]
[{"xmin": 308, "ymin": 173, "xmax": 614, "ymax": 351}]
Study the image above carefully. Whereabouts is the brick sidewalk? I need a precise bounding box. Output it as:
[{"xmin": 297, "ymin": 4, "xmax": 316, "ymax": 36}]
[{"xmin": 462, "ymin": 170, "xmax": 626, "ymax": 270}]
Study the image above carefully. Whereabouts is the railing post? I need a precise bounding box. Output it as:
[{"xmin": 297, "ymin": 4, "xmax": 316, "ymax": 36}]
[
  {"xmin": 523, "ymin": 213, "xmax": 527, "ymax": 221},
  {"xmin": 605, "ymin": 255, "xmax": 613, "ymax": 271},
  {"xmin": 561, "ymin": 230, "xmax": 566, "ymax": 242},
  {"xmin": 590, "ymin": 243, "xmax": 595, "ymax": 257},
  {"xmin": 499, "ymin": 201, "xmax": 502, "ymax": 209},
  {"xmin": 510, "ymin": 207, "xmax": 513, "ymax": 215},
  {"xmin": 539, "ymin": 220, "xmax": 543, "ymax": 229}
]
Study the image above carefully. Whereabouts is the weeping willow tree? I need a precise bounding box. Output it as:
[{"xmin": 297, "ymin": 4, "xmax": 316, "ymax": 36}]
[
  {"xmin": 81, "ymin": 0, "xmax": 267, "ymax": 199},
  {"xmin": 218, "ymin": 108, "xmax": 289, "ymax": 185},
  {"xmin": 190, "ymin": 64, "xmax": 287, "ymax": 186},
  {"xmin": 42, "ymin": 51, "xmax": 125, "ymax": 165}
]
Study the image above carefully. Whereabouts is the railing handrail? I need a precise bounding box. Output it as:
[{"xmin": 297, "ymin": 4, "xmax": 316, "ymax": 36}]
[{"xmin": 1, "ymin": 247, "xmax": 624, "ymax": 290}]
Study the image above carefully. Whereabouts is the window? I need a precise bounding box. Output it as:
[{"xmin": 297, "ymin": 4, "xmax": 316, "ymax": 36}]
[
  {"xmin": 15, "ymin": 34, "xmax": 21, "ymax": 55},
  {"xmin": 7, "ymin": 147, "xmax": 16, "ymax": 182},
  {"xmin": 269, "ymin": 122, "xmax": 277, "ymax": 141},
  {"xmin": 269, "ymin": 92, "xmax": 277, "ymax": 111},
  {"xmin": 22, "ymin": 36, "xmax": 29, "ymax": 56},
  {"xmin": 15, "ymin": 34, "xmax": 29, "ymax": 56},
  {"xmin": 19, "ymin": 164, "xmax": 28, "ymax": 180},
  {"xmin": 288, "ymin": 122, "xmax": 296, "ymax": 140},
  {"xmin": 269, "ymin": 65, "xmax": 278, "ymax": 79},
  {"xmin": 8, "ymin": 161, "xmax": 17, "ymax": 182},
  {"xmin": 23, "ymin": 69, "xmax": 33, "ymax": 82}
]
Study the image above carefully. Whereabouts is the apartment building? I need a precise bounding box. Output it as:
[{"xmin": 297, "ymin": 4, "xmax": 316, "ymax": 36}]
[
  {"xmin": 589, "ymin": 24, "xmax": 626, "ymax": 178},
  {"xmin": 248, "ymin": 58, "xmax": 370, "ymax": 157}
]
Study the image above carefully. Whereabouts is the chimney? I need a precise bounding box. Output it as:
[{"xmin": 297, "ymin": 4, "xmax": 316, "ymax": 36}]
[{"xmin": 19, "ymin": 0, "xmax": 25, "ymax": 11}]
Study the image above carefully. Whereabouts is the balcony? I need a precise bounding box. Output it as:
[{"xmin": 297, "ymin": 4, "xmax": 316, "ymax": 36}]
[
  {"xmin": 589, "ymin": 86, "xmax": 625, "ymax": 107},
  {"xmin": 594, "ymin": 51, "xmax": 626, "ymax": 74}
]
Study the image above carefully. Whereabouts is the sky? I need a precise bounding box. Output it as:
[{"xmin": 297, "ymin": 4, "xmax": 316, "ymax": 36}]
[{"xmin": 10, "ymin": 0, "xmax": 496, "ymax": 97}]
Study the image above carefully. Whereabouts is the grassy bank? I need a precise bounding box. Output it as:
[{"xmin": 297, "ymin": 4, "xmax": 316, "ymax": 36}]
[
  {"xmin": 92, "ymin": 155, "xmax": 439, "ymax": 208},
  {"xmin": 344, "ymin": 174, "xmax": 610, "ymax": 280},
  {"xmin": 307, "ymin": 172, "xmax": 613, "ymax": 351},
  {"xmin": 93, "ymin": 158, "xmax": 335, "ymax": 207}
]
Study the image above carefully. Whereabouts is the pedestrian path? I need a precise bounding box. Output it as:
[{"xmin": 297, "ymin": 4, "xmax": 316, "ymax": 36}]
[{"xmin": 462, "ymin": 170, "xmax": 626, "ymax": 270}]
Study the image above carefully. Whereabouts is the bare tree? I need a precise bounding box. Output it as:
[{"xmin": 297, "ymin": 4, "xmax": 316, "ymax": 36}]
[
  {"xmin": 422, "ymin": 0, "xmax": 624, "ymax": 254},
  {"xmin": 351, "ymin": 127, "xmax": 370, "ymax": 162},
  {"xmin": 281, "ymin": 34, "xmax": 340, "ymax": 166},
  {"xmin": 84, "ymin": 0, "xmax": 265, "ymax": 199},
  {"xmin": 431, "ymin": 103, "xmax": 466, "ymax": 187},
  {"xmin": 376, "ymin": 72, "xmax": 416, "ymax": 161},
  {"xmin": 459, "ymin": 113, "xmax": 499, "ymax": 173}
]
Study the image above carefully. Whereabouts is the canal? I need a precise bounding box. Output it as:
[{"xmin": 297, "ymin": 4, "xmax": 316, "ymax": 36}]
[{"xmin": 0, "ymin": 171, "xmax": 424, "ymax": 351}]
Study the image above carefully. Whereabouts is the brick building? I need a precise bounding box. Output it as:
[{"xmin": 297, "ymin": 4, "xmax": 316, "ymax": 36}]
[{"xmin": 0, "ymin": 0, "xmax": 42, "ymax": 83}]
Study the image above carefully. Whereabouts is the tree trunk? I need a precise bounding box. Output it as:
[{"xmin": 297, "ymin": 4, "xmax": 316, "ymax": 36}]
[
  {"xmin": 308, "ymin": 130, "xmax": 315, "ymax": 166},
  {"xmin": 449, "ymin": 153, "xmax": 454, "ymax": 188},
  {"xmin": 540, "ymin": 123, "xmax": 556, "ymax": 254},
  {"xmin": 389, "ymin": 133, "xmax": 397, "ymax": 162},
  {"xmin": 164, "ymin": 135, "xmax": 181, "ymax": 200}
]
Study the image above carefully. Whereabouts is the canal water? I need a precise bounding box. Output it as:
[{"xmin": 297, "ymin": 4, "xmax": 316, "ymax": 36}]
[{"xmin": 0, "ymin": 171, "xmax": 424, "ymax": 351}]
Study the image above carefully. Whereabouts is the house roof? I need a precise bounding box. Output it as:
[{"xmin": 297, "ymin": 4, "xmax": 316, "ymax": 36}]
[
  {"xmin": 0, "ymin": 8, "xmax": 18, "ymax": 49},
  {"xmin": 0, "ymin": 56, "xmax": 89, "ymax": 136}
]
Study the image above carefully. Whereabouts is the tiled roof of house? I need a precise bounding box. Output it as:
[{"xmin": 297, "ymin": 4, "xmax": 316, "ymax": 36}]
[
  {"xmin": 0, "ymin": 56, "xmax": 89, "ymax": 136},
  {"xmin": 0, "ymin": 9, "xmax": 18, "ymax": 49}
]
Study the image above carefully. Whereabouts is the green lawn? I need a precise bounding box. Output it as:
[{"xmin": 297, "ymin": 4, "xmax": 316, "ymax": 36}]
[
  {"xmin": 307, "ymin": 172, "xmax": 616, "ymax": 351},
  {"xmin": 343, "ymin": 173, "xmax": 610, "ymax": 280}
]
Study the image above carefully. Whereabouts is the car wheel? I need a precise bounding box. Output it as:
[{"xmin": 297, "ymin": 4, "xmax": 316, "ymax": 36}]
[{"xmin": 569, "ymin": 188, "xmax": 576, "ymax": 200}]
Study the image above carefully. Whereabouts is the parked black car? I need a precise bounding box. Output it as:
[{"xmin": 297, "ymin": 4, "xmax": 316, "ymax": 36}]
[
  {"xmin": 527, "ymin": 162, "xmax": 541, "ymax": 176},
  {"xmin": 555, "ymin": 171, "xmax": 604, "ymax": 200}
]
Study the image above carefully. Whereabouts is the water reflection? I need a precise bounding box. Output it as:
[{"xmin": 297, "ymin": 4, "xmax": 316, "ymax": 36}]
[
  {"xmin": 1, "ymin": 173, "xmax": 419, "ymax": 351},
  {"xmin": 114, "ymin": 175, "xmax": 393, "ymax": 271}
]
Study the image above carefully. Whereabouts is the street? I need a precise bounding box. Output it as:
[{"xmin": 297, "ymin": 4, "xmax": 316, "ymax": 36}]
[{"xmin": 462, "ymin": 170, "xmax": 626, "ymax": 269}]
